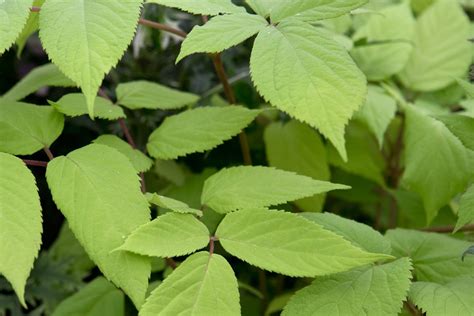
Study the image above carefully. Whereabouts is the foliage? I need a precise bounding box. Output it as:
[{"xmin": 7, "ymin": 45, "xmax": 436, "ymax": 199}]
[{"xmin": 1, "ymin": 0, "xmax": 474, "ymax": 315}]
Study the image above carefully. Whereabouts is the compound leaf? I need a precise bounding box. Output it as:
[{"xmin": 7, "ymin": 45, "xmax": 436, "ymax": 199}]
[
  {"xmin": 140, "ymin": 252, "xmax": 240, "ymax": 316},
  {"xmin": 216, "ymin": 208, "xmax": 392, "ymax": 277},
  {"xmin": 118, "ymin": 213, "xmax": 209, "ymax": 258},
  {"xmin": 46, "ymin": 144, "xmax": 151, "ymax": 307},
  {"xmin": 0, "ymin": 153, "xmax": 42, "ymax": 306},
  {"xmin": 202, "ymin": 166, "xmax": 349, "ymax": 214}
]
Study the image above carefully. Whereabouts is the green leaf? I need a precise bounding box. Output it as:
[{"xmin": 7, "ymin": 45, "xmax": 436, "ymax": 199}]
[
  {"xmin": 146, "ymin": 193, "xmax": 203, "ymax": 216},
  {"xmin": 118, "ymin": 213, "xmax": 209, "ymax": 257},
  {"xmin": 202, "ymin": 166, "xmax": 349, "ymax": 214},
  {"xmin": 398, "ymin": 0, "xmax": 471, "ymax": 91},
  {"xmin": 409, "ymin": 278, "xmax": 474, "ymax": 316},
  {"xmin": 39, "ymin": 0, "xmax": 142, "ymax": 116},
  {"xmin": 301, "ymin": 212, "xmax": 392, "ymax": 254},
  {"xmin": 0, "ymin": 102, "xmax": 64, "ymax": 155},
  {"xmin": 386, "ymin": 229, "xmax": 474, "ymax": 283},
  {"xmin": 264, "ymin": 120, "xmax": 330, "ymax": 213},
  {"xmin": 116, "ymin": 81, "xmax": 199, "ymax": 110},
  {"xmin": 15, "ymin": 0, "xmax": 45, "ymax": 56},
  {"xmin": 354, "ymin": 86, "xmax": 397, "ymax": 147},
  {"xmin": 147, "ymin": 106, "xmax": 259, "ymax": 160},
  {"xmin": 177, "ymin": 13, "xmax": 268, "ymax": 62},
  {"xmin": 351, "ymin": 3, "xmax": 415, "ymax": 81},
  {"xmin": 455, "ymin": 184, "xmax": 474, "ymax": 231},
  {"xmin": 245, "ymin": 0, "xmax": 279, "ymax": 17},
  {"xmin": 0, "ymin": 153, "xmax": 42, "ymax": 306},
  {"xmin": 328, "ymin": 121, "xmax": 386, "ymax": 186},
  {"xmin": 282, "ymin": 258, "xmax": 412, "ymax": 316},
  {"xmin": 140, "ymin": 252, "xmax": 240, "ymax": 316},
  {"xmin": 250, "ymin": 20, "xmax": 367, "ymax": 160},
  {"xmin": 46, "ymin": 144, "xmax": 151, "ymax": 307},
  {"xmin": 270, "ymin": 0, "xmax": 368, "ymax": 23},
  {"xmin": 435, "ymin": 114, "xmax": 474, "ymax": 151},
  {"xmin": 402, "ymin": 105, "xmax": 470, "ymax": 223},
  {"xmin": 93, "ymin": 135, "xmax": 153, "ymax": 172},
  {"xmin": 215, "ymin": 208, "xmax": 392, "ymax": 277},
  {"xmin": 50, "ymin": 94, "xmax": 125, "ymax": 120},
  {"xmin": 0, "ymin": 0, "xmax": 33, "ymax": 54},
  {"xmin": 2, "ymin": 63, "xmax": 75, "ymax": 101},
  {"xmin": 52, "ymin": 277, "xmax": 124, "ymax": 316},
  {"xmin": 145, "ymin": 0, "xmax": 244, "ymax": 15},
  {"xmin": 457, "ymin": 78, "xmax": 474, "ymax": 99}
]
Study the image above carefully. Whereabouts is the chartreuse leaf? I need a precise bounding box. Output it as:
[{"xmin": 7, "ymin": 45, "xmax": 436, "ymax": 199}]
[
  {"xmin": 2, "ymin": 63, "xmax": 75, "ymax": 101},
  {"xmin": 0, "ymin": 0, "xmax": 32, "ymax": 54},
  {"xmin": 118, "ymin": 213, "xmax": 209, "ymax": 257},
  {"xmin": 455, "ymin": 185, "xmax": 474, "ymax": 232},
  {"xmin": 146, "ymin": 0, "xmax": 244, "ymax": 15},
  {"xmin": 351, "ymin": 3, "xmax": 415, "ymax": 81},
  {"xmin": 147, "ymin": 106, "xmax": 259, "ymax": 160},
  {"xmin": 140, "ymin": 252, "xmax": 240, "ymax": 316},
  {"xmin": 0, "ymin": 102, "xmax": 64, "ymax": 155},
  {"xmin": 52, "ymin": 277, "xmax": 124, "ymax": 316},
  {"xmin": 216, "ymin": 209, "xmax": 392, "ymax": 277},
  {"xmin": 264, "ymin": 120, "xmax": 330, "ymax": 213},
  {"xmin": 146, "ymin": 193, "xmax": 203, "ymax": 216},
  {"xmin": 457, "ymin": 78, "xmax": 474, "ymax": 99},
  {"xmin": 409, "ymin": 278, "xmax": 474, "ymax": 316},
  {"xmin": 245, "ymin": 0, "xmax": 277, "ymax": 17},
  {"xmin": 93, "ymin": 135, "xmax": 153, "ymax": 172},
  {"xmin": 398, "ymin": 0, "xmax": 471, "ymax": 91},
  {"xmin": 0, "ymin": 153, "xmax": 42, "ymax": 306},
  {"xmin": 402, "ymin": 105, "xmax": 470, "ymax": 223},
  {"xmin": 15, "ymin": 0, "xmax": 45, "ymax": 56},
  {"xmin": 282, "ymin": 258, "xmax": 412, "ymax": 316},
  {"xmin": 270, "ymin": 0, "xmax": 368, "ymax": 23},
  {"xmin": 202, "ymin": 166, "xmax": 349, "ymax": 214},
  {"xmin": 301, "ymin": 212, "xmax": 391, "ymax": 254},
  {"xmin": 46, "ymin": 144, "xmax": 151, "ymax": 307},
  {"xmin": 386, "ymin": 229, "xmax": 474, "ymax": 283},
  {"xmin": 116, "ymin": 81, "xmax": 199, "ymax": 110},
  {"xmin": 250, "ymin": 20, "xmax": 367, "ymax": 160},
  {"xmin": 39, "ymin": 0, "xmax": 142, "ymax": 117},
  {"xmin": 50, "ymin": 94, "xmax": 125, "ymax": 120},
  {"xmin": 435, "ymin": 114, "xmax": 474, "ymax": 151},
  {"xmin": 177, "ymin": 13, "xmax": 268, "ymax": 62},
  {"xmin": 354, "ymin": 86, "xmax": 397, "ymax": 147}
]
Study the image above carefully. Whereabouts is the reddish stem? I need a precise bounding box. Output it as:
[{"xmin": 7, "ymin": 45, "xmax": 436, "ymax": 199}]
[
  {"xmin": 44, "ymin": 147, "xmax": 54, "ymax": 160},
  {"xmin": 23, "ymin": 160, "xmax": 48, "ymax": 167}
]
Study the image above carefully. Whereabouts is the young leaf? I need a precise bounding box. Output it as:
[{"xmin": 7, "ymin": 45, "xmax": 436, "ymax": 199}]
[
  {"xmin": 455, "ymin": 184, "xmax": 474, "ymax": 232},
  {"xmin": 140, "ymin": 252, "xmax": 240, "ymax": 316},
  {"xmin": 398, "ymin": 0, "xmax": 471, "ymax": 91},
  {"xmin": 270, "ymin": 0, "xmax": 368, "ymax": 23},
  {"xmin": 0, "ymin": 153, "xmax": 42, "ymax": 306},
  {"xmin": 118, "ymin": 213, "xmax": 210, "ymax": 258},
  {"xmin": 351, "ymin": 3, "xmax": 415, "ymax": 81},
  {"xmin": 215, "ymin": 209, "xmax": 392, "ymax": 277},
  {"xmin": 146, "ymin": 0, "xmax": 244, "ymax": 15},
  {"xmin": 0, "ymin": 0, "xmax": 33, "ymax": 54},
  {"xmin": 46, "ymin": 144, "xmax": 151, "ymax": 307},
  {"xmin": 457, "ymin": 78, "xmax": 474, "ymax": 99},
  {"xmin": 50, "ymin": 94, "xmax": 125, "ymax": 120},
  {"xmin": 434, "ymin": 114, "xmax": 474, "ymax": 151},
  {"xmin": 39, "ymin": 0, "xmax": 142, "ymax": 116},
  {"xmin": 177, "ymin": 13, "xmax": 268, "ymax": 62},
  {"xmin": 386, "ymin": 229, "xmax": 474, "ymax": 283},
  {"xmin": 282, "ymin": 258, "xmax": 412, "ymax": 316},
  {"xmin": 301, "ymin": 212, "xmax": 392, "ymax": 254},
  {"xmin": 1, "ymin": 63, "xmax": 75, "ymax": 101},
  {"xmin": 0, "ymin": 102, "xmax": 64, "ymax": 155},
  {"xmin": 52, "ymin": 277, "xmax": 124, "ymax": 316},
  {"xmin": 147, "ymin": 106, "xmax": 259, "ymax": 160},
  {"xmin": 116, "ymin": 81, "xmax": 199, "ymax": 110},
  {"xmin": 201, "ymin": 166, "xmax": 349, "ymax": 214},
  {"xmin": 146, "ymin": 193, "xmax": 203, "ymax": 216},
  {"xmin": 409, "ymin": 278, "xmax": 474, "ymax": 316},
  {"xmin": 264, "ymin": 120, "xmax": 330, "ymax": 213},
  {"xmin": 93, "ymin": 135, "xmax": 153, "ymax": 172},
  {"xmin": 354, "ymin": 86, "xmax": 397, "ymax": 147},
  {"xmin": 250, "ymin": 20, "xmax": 367, "ymax": 160},
  {"xmin": 402, "ymin": 105, "xmax": 470, "ymax": 223}
]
